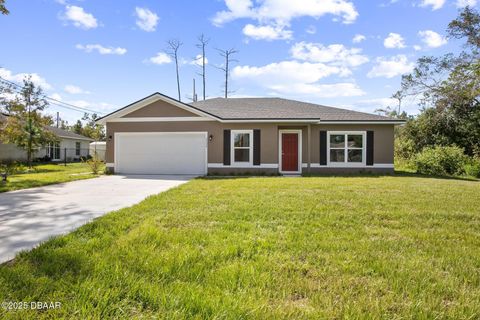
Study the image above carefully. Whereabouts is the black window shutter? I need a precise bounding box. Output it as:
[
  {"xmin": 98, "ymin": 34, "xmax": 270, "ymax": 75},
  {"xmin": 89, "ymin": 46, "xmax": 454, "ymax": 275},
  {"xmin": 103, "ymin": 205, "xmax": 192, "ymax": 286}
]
[
  {"xmin": 253, "ymin": 129, "xmax": 261, "ymax": 165},
  {"xmin": 366, "ymin": 131, "xmax": 374, "ymax": 166},
  {"xmin": 223, "ymin": 129, "xmax": 231, "ymax": 165},
  {"xmin": 320, "ymin": 131, "xmax": 327, "ymax": 165}
]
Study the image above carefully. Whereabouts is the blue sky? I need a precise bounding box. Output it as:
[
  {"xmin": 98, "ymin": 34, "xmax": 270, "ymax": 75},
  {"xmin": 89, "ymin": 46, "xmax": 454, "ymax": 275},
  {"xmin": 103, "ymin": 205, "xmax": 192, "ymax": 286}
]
[{"xmin": 0, "ymin": 0, "xmax": 475, "ymax": 123}]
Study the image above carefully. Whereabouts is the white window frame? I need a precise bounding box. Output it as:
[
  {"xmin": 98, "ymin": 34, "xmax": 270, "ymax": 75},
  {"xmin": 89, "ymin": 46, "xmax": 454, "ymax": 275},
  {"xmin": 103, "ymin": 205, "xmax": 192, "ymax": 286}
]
[
  {"xmin": 48, "ymin": 142, "xmax": 61, "ymax": 160},
  {"xmin": 231, "ymin": 130, "xmax": 253, "ymax": 166},
  {"xmin": 327, "ymin": 131, "xmax": 366, "ymax": 167}
]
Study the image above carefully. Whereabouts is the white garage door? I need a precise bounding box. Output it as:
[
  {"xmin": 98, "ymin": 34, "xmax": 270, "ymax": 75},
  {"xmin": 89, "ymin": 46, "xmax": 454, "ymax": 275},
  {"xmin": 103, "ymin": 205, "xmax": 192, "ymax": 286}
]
[{"xmin": 115, "ymin": 132, "xmax": 207, "ymax": 175}]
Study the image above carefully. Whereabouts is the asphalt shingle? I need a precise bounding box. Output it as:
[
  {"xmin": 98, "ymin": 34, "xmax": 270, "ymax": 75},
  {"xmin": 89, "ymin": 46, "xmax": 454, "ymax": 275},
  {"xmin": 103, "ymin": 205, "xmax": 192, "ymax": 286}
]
[{"xmin": 191, "ymin": 97, "xmax": 397, "ymax": 121}]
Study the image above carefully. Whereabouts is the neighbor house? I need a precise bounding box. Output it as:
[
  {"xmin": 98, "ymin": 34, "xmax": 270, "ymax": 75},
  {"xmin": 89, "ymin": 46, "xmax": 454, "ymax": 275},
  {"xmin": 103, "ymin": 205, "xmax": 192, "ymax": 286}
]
[
  {"xmin": 0, "ymin": 113, "xmax": 94, "ymax": 162},
  {"xmin": 96, "ymin": 93, "xmax": 404, "ymax": 175}
]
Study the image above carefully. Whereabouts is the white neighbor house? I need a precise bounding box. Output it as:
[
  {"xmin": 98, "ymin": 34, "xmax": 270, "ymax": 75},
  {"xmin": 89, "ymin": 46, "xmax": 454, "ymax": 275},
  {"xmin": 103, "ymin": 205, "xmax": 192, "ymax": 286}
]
[{"xmin": 0, "ymin": 114, "xmax": 94, "ymax": 162}]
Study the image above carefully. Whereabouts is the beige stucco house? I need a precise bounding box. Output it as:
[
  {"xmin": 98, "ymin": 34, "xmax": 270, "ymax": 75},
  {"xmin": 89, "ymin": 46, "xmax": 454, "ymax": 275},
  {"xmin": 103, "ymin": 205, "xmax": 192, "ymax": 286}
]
[{"xmin": 96, "ymin": 93, "xmax": 404, "ymax": 175}]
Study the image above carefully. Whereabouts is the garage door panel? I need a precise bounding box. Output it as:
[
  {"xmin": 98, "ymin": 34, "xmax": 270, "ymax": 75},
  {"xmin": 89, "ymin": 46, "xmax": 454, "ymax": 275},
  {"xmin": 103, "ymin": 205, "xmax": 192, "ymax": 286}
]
[{"xmin": 115, "ymin": 132, "xmax": 207, "ymax": 175}]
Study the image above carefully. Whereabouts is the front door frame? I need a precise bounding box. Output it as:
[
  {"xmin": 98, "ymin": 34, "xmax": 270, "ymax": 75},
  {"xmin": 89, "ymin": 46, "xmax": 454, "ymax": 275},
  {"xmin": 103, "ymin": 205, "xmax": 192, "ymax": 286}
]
[{"xmin": 278, "ymin": 129, "xmax": 302, "ymax": 174}]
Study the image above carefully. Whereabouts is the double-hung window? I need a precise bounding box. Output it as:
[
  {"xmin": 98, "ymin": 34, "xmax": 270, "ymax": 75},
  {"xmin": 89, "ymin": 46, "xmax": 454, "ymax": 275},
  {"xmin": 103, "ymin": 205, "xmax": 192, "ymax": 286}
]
[
  {"xmin": 75, "ymin": 142, "xmax": 81, "ymax": 156},
  {"xmin": 328, "ymin": 132, "xmax": 365, "ymax": 166},
  {"xmin": 231, "ymin": 130, "xmax": 253, "ymax": 165}
]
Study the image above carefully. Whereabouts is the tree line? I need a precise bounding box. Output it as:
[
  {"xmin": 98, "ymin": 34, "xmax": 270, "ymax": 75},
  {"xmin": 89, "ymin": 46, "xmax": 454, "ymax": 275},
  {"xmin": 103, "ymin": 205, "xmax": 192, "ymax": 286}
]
[{"xmin": 378, "ymin": 6, "xmax": 480, "ymax": 176}]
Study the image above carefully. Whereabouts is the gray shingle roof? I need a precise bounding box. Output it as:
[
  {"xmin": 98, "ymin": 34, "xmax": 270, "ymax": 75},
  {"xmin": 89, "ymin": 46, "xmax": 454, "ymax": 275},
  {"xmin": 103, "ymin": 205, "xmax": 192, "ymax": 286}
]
[
  {"xmin": 46, "ymin": 126, "xmax": 94, "ymax": 141},
  {"xmin": 190, "ymin": 97, "xmax": 397, "ymax": 122}
]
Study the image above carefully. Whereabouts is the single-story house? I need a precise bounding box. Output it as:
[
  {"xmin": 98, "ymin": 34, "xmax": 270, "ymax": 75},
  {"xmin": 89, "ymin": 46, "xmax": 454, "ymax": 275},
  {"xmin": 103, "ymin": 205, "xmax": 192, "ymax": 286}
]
[
  {"xmin": 96, "ymin": 93, "xmax": 404, "ymax": 175},
  {"xmin": 0, "ymin": 113, "xmax": 94, "ymax": 162}
]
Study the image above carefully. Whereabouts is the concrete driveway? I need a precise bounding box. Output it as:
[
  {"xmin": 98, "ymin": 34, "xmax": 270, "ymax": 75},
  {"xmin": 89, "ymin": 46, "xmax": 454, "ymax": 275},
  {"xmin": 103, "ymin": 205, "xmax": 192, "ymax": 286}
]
[{"xmin": 0, "ymin": 175, "xmax": 194, "ymax": 263}]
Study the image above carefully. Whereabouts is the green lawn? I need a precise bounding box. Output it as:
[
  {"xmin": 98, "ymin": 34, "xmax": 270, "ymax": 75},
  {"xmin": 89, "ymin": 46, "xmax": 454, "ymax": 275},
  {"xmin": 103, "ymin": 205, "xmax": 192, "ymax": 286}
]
[
  {"xmin": 0, "ymin": 163, "xmax": 102, "ymax": 193},
  {"xmin": 1, "ymin": 175, "xmax": 479, "ymax": 318}
]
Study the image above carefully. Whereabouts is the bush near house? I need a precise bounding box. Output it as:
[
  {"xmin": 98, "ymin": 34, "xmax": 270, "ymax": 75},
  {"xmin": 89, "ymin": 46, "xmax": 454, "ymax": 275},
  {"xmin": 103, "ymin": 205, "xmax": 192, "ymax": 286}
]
[
  {"xmin": 464, "ymin": 158, "xmax": 480, "ymax": 178},
  {"xmin": 0, "ymin": 160, "xmax": 24, "ymax": 182},
  {"xmin": 413, "ymin": 146, "xmax": 467, "ymax": 176}
]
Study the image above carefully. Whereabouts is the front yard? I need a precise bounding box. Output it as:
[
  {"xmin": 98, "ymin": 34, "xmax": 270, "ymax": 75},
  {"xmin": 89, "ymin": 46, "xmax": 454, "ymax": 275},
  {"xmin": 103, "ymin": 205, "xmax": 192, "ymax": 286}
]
[
  {"xmin": 0, "ymin": 175, "xmax": 479, "ymax": 318},
  {"xmin": 0, "ymin": 163, "xmax": 102, "ymax": 193}
]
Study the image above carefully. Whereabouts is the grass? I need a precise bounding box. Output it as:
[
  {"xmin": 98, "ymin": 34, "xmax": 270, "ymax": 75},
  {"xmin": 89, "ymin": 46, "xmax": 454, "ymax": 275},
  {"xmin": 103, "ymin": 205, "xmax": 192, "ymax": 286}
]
[
  {"xmin": 0, "ymin": 162, "xmax": 103, "ymax": 193},
  {"xmin": 0, "ymin": 175, "xmax": 479, "ymax": 318}
]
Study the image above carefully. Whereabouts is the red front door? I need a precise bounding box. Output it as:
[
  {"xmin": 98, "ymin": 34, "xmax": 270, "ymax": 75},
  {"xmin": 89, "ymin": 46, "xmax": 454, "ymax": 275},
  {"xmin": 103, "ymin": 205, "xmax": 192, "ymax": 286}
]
[{"xmin": 281, "ymin": 133, "xmax": 298, "ymax": 172}]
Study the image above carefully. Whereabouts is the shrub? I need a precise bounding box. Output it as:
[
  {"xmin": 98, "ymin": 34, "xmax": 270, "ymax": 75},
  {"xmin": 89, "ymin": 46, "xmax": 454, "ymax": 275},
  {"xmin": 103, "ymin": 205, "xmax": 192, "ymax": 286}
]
[
  {"xmin": 80, "ymin": 155, "xmax": 93, "ymax": 162},
  {"xmin": 395, "ymin": 137, "xmax": 416, "ymax": 161},
  {"xmin": 464, "ymin": 158, "xmax": 480, "ymax": 178},
  {"xmin": 0, "ymin": 160, "xmax": 24, "ymax": 182},
  {"xmin": 83, "ymin": 155, "xmax": 103, "ymax": 175},
  {"xmin": 414, "ymin": 146, "xmax": 467, "ymax": 176},
  {"xmin": 34, "ymin": 155, "xmax": 51, "ymax": 163}
]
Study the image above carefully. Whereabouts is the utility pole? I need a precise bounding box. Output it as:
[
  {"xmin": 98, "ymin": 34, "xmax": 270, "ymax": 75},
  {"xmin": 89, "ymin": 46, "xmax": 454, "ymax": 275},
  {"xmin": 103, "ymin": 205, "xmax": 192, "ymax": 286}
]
[
  {"xmin": 56, "ymin": 112, "xmax": 59, "ymax": 128},
  {"xmin": 192, "ymin": 78, "xmax": 198, "ymax": 102}
]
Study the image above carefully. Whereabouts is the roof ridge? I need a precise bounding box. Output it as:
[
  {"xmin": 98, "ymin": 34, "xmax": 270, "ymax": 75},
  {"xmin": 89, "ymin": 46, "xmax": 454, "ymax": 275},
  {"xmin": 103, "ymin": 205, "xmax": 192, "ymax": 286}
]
[{"xmin": 273, "ymin": 97, "xmax": 395, "ymax": 120}]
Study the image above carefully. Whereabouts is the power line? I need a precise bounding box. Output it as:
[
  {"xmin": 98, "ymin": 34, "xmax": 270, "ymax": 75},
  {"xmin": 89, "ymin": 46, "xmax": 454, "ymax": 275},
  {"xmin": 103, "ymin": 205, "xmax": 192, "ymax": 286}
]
[
  {"xmin": 0, "ymin": 76, "xmax": 105, "ymax": 114},
  {"xmin": 0, "ymin": 77, "xmax": 104, "ymax": 114},
  {"xmin": 2, "ymin": 83, "xmax": 100, "ymax": 115}
]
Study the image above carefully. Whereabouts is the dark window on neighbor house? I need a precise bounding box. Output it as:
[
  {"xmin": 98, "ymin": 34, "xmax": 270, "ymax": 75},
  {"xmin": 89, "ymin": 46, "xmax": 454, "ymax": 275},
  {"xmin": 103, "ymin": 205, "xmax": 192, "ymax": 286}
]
[{"xmin": 75, "ymin": 142, "xmax": 81, "ymax": 156}]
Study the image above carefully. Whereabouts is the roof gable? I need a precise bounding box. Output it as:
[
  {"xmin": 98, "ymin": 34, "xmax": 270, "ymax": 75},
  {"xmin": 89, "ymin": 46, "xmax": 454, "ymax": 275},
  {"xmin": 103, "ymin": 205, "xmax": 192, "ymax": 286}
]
[
  {"xmin": 121, "ymin": 99, "xmax": 201, "ymax": 118},
  {"xmin": 96, "ymin": 93, "xmax": 219, "ymax": 124}
]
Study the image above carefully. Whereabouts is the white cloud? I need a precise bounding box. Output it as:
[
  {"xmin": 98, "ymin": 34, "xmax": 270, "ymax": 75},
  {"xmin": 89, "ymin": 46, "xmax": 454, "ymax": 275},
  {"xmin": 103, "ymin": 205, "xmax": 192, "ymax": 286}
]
[
  {"xmin": 50, "ymin": 93, "xmax": 63, "ymax": 101},
  {"xmin": 419, "ymin": 0, "xmax": 446, "ymax": 10},
  {"xmin": 76, "ymin": 44, "xmax": 127, "ymax": 55},
  {"xmin": 413, "ymin": 45, "xmax": 422, "ymax": 51},
  {"xmin": 367, "ymin": 55, "xmax": 414, "ymax": 78},
  {"xmin": 232, "ymin": 60, "xmax": 365, "ymax": 98},
  {"xmin": 242, "ymin": 23, "xmax": 293, "ymax": 40},
  {"xmin": 62, "ymin": 5, "xmax": 98, "ymax": 29},
  {"xmin": 135, "ymin": 7, "xmax": 159, "ymax": 32},
  {"xmin": 352, "ymin": 34, "xmax": 366, "ymax": 43},
  {"xmin": 0, "ymin": 68, "xmax": 52, "ymax": 90},
  {"xmin": 147, "ymin": 52, "xmax": 172, "ymax": 65},
  {"xmin": 383, "ymin": 33, "xmax": 406, "ymax": 49},
  {"xmin": 233, "ymin": 61, "xmax": 341, "ymax": 83},
  {"xmin": 191, "ymin": 54, "xmax": 208, "ymax": 66},
  {"xmin": 456, "ymin": 0, "xmax": 477, "ymax": 7},
  {"xmin": 215, "ymin": 0, "xmax": 359, "ymax": 42},
  {"xmin": 418, "ymin": 30, "xmax": 447, "ymax": 48},
  {"xmin": 64, "ymin": 85, "xmax": 90, "ymax": 95},
  {"xmin": 290, "ymin": 42, "xmax": 369, "ymax": 71},
  {"xmin": 212, "ymin": 0, "xmax": 359, "ymax": 35},
  {"xmin": 306, "ymin": 25, "xmax": 317, "ymax": 34}
]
